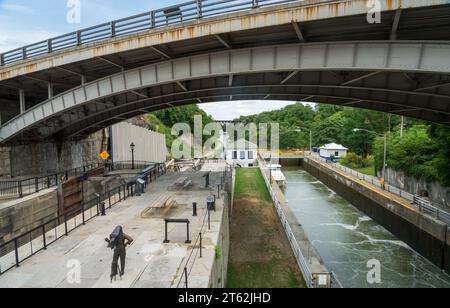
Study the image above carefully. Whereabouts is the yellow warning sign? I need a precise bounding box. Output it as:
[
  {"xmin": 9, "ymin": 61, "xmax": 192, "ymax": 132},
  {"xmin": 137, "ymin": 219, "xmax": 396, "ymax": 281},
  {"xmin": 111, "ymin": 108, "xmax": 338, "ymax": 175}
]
[{"xmin": 99, "ymin": 151, "xmax": 110, "ymax": 161}]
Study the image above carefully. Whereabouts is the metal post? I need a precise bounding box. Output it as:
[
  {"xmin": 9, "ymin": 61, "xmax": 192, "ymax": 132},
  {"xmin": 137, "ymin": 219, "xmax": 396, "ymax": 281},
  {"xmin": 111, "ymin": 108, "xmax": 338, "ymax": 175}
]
[
  {"xmin": 81, "ymin": 203, "xmax": 86, "ymax": 224},
  {"xmin": 150, "ymin": 11, "xmax": 156, "ymax": 28},
  {"xmin": 64, "ymin": 214, "xmax": 68, "ymax": 236},
  {"xmin": 14, "ymin": 239, "xmax": 20, "ymax": 267},
  {"xmin": 18, "ymin": 181, "xmax": 23, "ymax": 198},
  {"xmin": 186, "ymin": 222, "xmax": 191, "ymax": 244},
  {"xmin": 76, "ymin": 31, "xmax": 82, "ymax": 45},
  {"xmin": 382, "ymin": 133, "xmax": 387, "ymax": 183},
  {"xmin": 217, "ymin": 184, "xmax": 220, "ymax": 199},
  {"xmin": 111, "ymin": 21, "xmax": 116, "ymax": 37},
  {"xmin": 193, "ymin": 202, "xmax": 197, "ymax": 217},
  {"xmin": 35, "ymin": 177, "xmax": 39, "ymax": 193},
  {"xmin": 184, "ymin": 267, "xmax": 188, "ymax": 288},
  {"xmin": 101, "ymin": 202, "xmax": 106, "ymax": 216},
  {"xmin": 42, "ymin": 225, "xmax": 47, "ymax": 249},
  {"xmin": 196, "ymin": 0, "xmax": 203, "ymax": 18},
  {"xmin": 208, "ymin": 209, "xmax": 211, "ymax": 230},
  {"xmin": 199, "ymin": 232, "xmax": 203, "ymax": 258},
  {"xmin": 163, "ymin": 221, "xmax": 169, "ymax": 243}
]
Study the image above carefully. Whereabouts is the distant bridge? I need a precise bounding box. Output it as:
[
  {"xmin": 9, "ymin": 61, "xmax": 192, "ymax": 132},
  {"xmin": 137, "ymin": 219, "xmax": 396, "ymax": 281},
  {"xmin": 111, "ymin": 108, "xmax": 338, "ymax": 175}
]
[{"xmin": 1, "ymin": 0, "xmax": 450, "ymax": 145}]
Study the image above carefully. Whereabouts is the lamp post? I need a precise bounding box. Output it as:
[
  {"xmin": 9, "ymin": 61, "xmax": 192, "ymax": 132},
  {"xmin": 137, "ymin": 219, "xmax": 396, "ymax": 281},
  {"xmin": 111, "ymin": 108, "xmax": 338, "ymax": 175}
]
[
  {"xmin": 130, "ymin": 142, "xmax": 135, "ymax": 170},
  {"xmin": 295, "ymin": 127, "xmax": 312, "ymax": 153},
  {"xmin": 353, "ymin": 128, "xmax": 387, "ymax": 184}
]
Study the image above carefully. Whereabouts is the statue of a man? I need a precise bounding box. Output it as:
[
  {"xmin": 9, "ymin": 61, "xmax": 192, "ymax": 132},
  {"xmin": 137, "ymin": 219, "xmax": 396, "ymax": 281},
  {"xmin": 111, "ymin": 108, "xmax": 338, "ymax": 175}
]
[{"xmin": 105, "ymin": 226, "xmax": 134, "ymax": 282}]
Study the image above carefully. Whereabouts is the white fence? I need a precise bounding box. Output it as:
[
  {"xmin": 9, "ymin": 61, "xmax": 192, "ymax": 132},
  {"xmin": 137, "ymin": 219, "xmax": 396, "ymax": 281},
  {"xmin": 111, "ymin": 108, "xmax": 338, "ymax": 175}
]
[{"xmin": 258, "ymin": 160, "xmax": 314, "ymax": 288}]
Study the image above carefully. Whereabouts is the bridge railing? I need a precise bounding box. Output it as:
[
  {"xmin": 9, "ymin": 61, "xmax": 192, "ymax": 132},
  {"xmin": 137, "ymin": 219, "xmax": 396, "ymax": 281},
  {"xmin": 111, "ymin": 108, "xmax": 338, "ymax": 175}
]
[
  {"xmin": 0, "ymin": 0, "xmax": 303, "ymax": 67},
  {"xmin": 0, "ymin": 163, "xmax": 166, "ymax": 276}
]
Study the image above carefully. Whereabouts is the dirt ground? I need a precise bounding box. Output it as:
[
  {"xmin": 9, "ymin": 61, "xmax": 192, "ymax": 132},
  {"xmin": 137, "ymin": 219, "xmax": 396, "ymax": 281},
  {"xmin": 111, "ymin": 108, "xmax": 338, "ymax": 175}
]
[{"xmin": 227, "ymin": 168, "xmax": 306, "ymax": 288}]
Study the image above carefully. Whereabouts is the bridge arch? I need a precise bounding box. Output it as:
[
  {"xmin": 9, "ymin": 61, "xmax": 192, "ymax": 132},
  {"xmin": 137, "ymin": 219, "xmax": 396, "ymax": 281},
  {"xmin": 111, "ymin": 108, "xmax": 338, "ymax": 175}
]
[{"xmin": 1, "ymin": 41, "xmax": 450, "ymax": 144}]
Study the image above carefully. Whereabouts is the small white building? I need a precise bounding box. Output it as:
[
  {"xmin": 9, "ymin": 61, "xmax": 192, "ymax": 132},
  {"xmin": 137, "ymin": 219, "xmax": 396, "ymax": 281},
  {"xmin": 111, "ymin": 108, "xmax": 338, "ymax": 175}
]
[
  {"xmin": 226, "ymin": 139, "xmax": 258, "ymax": 167},
  {"xmin": 319, "ymin": 143, "xmax": 348, "ymax": 159}
]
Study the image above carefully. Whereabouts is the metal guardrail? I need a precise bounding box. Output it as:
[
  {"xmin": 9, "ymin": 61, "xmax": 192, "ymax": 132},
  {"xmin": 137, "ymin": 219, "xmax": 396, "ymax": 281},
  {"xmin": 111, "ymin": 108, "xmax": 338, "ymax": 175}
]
[
  {"xmin": 315, "ymin": 156, "xmax": 450, "ymax": 225},
  {"xmin": 0, "ymin": 163, "xmax": 166, "ymax": 276},
  {"xmin": 414, "ymin": 196, "xmax": 450, "ymax": 225},
  {"xmin": 0, "ymin": 162, "xmax": 102, "ymax": 199},
  {"xmin": 0, "ymin": 0, "xmax": 304, "ymax": 67},
  {"xmin": 316, "ymin": 156, "xmax": 415, "ymax": 201}
]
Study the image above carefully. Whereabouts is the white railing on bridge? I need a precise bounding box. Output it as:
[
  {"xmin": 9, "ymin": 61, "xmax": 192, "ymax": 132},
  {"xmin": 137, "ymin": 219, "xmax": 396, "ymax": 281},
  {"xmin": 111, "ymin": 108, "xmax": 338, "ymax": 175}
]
[{"xmin": 0, "ymin": 0, "xmax": 309, "ymax": 67}]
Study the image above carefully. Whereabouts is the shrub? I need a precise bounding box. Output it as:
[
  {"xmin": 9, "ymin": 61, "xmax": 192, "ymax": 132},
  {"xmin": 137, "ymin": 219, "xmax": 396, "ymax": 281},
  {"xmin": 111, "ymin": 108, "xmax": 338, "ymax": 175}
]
[{"xmin": 340, "ymin": 152, "xmax": 371, "ymax": 169}]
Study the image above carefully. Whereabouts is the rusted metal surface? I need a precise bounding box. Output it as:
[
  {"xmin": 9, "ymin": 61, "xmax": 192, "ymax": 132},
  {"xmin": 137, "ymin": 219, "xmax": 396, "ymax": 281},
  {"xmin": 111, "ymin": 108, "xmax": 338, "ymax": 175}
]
[{"xmin": 0, "ymin": 0, "xmax": 447, "ymax": 82}]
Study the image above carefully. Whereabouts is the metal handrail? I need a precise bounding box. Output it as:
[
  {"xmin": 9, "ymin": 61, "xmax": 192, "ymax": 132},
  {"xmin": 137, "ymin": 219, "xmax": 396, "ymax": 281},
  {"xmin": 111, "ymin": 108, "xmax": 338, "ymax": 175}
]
[
  {"xmin": 0, "ymin": 0, "xmax": 304, "ymax": 67},
  {"xmin": 0, "ymin": 162, "xmax": 103, "ymax": 199},
  {"xmin": 0, "ymin": 163, "xmax": 166, "ymax": 276},
  {"xmin": 176, "ymin": 167, "xmax": 230, "ymax": 288}
]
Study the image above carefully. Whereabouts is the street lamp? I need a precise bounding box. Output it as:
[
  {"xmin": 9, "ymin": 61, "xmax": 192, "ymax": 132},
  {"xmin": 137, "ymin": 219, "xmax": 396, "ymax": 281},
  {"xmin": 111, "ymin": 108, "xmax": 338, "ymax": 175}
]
[
  {"xmin": 130, "ymin": 142, "xmax": 135, "ymax": 170},
  {"xmin": 353, "ymin": 128, "xmax": 388, "ymax": 185},
  {"xmin": 295, "ymin": 127, "xmax": 312, "ymax": 153}
]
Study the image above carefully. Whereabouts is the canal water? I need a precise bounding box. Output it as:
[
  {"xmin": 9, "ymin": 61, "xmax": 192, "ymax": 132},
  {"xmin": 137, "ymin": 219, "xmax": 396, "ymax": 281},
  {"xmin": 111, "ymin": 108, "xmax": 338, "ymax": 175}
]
[{"xmin": 283, "ymin": 167, "xmax": 450, "ymax": 288}]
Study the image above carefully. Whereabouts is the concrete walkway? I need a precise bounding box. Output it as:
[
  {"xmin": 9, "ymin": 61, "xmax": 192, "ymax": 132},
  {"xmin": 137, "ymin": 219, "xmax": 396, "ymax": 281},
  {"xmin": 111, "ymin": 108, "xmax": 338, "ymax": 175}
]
[{"xmin": 0, "ymin": 163, "xmax": 227, "ymax": 288}]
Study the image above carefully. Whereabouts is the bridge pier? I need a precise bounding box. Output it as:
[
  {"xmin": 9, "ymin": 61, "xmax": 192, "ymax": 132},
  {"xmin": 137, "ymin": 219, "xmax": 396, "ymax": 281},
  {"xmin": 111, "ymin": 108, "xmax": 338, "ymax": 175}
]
[{"xmin": 0, "ymin": 147, "xmax": 12, "ymax": 178}]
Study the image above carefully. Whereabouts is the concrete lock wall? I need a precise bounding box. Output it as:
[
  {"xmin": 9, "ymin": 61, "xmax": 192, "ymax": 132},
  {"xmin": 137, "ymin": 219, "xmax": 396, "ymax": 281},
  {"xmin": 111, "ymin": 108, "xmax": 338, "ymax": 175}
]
[
  {"xmin": 209, "ymin": 178, "xmax": 232, "ymax": 288},
  {"xmin": 9, "ymin": 131, "xmax": 104, "ymax": 177},
  {"xmin": 446, "ymin": 228, "xmax": 450, "ymax": 274},
  {"xmin": 301, "ymin": 158, "xmax": 450, "ymax": 274},
  {"xmin": 110, "ymin": 122, "xmax": 167, "ymax": 163},
  {"xmin": 0, "ymin": 188, "xmax": 58, "ymax": 245},
  {"xmin": 0, "ymin": 147, "xmax": 11, "ymax": 178}
]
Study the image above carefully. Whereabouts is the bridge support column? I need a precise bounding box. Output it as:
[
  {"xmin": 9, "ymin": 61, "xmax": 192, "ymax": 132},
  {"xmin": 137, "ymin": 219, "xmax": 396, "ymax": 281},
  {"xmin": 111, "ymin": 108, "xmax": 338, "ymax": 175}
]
[
  {"xmin": 48, "ymin": 83, "xmax": 54, "ymax": 99},
  {"xmin": 19, "ymin": 89, "xmax": 25, "ymax": 113},
  {"xmin": 0, "ymin": 147, "xmax": 12, "ymax": 178}
]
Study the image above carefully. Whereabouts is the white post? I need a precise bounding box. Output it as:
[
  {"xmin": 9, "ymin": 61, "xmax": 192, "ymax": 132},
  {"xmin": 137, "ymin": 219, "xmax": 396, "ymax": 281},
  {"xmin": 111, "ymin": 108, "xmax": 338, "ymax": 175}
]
[{"xmin": 382, "ymin": 133, "xmax": 387, "ymax": 182}]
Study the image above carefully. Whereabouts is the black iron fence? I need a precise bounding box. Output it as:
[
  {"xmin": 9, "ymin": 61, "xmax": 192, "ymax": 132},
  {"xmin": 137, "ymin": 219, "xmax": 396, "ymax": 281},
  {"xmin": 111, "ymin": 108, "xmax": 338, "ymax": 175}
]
[
  {"xmin": 0, "ymin": 0, "xmax": 303, "ymax": 66},
  {"xmin": 0, "ymin": 163, "xmax": 166, "ymax": 276},
  {"xmin": 0, "ymin": 163, "xmax": 102, "ymax": 199}
]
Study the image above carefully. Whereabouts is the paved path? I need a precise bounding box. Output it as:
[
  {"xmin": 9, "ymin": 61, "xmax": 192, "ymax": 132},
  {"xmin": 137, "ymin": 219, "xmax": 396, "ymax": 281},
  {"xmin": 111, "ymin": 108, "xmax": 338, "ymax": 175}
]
[{"xmin": 0, "ymin": 163, "xmax": 227, "ymax": 288}]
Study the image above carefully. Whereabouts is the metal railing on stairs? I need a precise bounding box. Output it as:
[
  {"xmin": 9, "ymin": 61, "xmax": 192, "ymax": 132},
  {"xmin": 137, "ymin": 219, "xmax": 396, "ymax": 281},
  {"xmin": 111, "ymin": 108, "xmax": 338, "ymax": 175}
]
[{"xmin": 0, "ymin": 163, "xmax": 102, "ymax": 199}]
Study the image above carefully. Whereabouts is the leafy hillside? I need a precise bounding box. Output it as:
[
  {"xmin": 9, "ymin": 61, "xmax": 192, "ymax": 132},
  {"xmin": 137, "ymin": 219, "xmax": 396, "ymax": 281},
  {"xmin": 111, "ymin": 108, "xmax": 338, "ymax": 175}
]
[
  {"xmin": 237, "ymin": 102, "xmax": 450, "ymax": 186},
  {"xmin": 146, "ymin": 104, "xmax": 214, "ymax": 149}
]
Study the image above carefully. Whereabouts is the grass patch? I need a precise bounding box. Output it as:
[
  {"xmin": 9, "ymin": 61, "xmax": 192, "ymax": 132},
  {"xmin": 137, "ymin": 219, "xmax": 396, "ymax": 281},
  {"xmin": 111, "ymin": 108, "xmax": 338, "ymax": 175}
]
[
  {"xmin": 227, "ymin": 168, "xmax": 306, "ymax": 288},
  {"xmin": 227, "ymin": 259, "xmax": 303, "ymax": 288},
  {"xmin": 234, "ymin": 168, "xmax": 271, "ymax": 203},
  {"xmin": 353, "ymin": 165, "xmax": 376, "ymax": 176}
]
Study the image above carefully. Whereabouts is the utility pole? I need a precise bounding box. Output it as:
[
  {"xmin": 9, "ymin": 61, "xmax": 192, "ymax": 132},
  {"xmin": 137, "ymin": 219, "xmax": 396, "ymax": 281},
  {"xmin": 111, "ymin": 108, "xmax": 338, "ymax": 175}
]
[{"xmin": 400, "ymin": 116, "xmax": 404, "ymax": 137}]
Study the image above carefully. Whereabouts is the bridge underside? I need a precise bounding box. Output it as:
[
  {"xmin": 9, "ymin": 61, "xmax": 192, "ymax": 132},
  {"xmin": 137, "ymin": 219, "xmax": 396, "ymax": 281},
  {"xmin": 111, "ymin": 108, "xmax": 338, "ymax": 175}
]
[{"xmin": 1, "ymin": 2, "xmax": 450, "ymax": 144}]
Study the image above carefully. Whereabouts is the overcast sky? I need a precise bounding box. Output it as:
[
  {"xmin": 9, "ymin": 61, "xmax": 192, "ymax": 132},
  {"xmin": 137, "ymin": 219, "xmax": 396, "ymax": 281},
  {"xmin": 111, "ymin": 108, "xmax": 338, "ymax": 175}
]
[{"xmin": 0, "ymin": 0, "xmax": 305, "ymax": 119}]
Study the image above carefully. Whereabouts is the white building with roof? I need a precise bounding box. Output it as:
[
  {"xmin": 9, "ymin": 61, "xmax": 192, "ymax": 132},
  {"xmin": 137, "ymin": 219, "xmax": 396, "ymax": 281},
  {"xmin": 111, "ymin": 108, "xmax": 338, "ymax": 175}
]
[
  {"xmin": 225, "ymin": 138, "xmax": 258, "ymax": 167},
  {"xmin": 319, "ymin": 143, "xmax": 348, "ymax": 159}
]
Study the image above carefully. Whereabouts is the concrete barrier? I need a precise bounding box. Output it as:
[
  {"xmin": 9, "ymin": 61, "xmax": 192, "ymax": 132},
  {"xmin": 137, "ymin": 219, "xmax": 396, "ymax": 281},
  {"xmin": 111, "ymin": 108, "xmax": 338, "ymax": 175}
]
[{"xmin": 0, "ymin": 188, "xmax": 58, "ymax": 245}]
